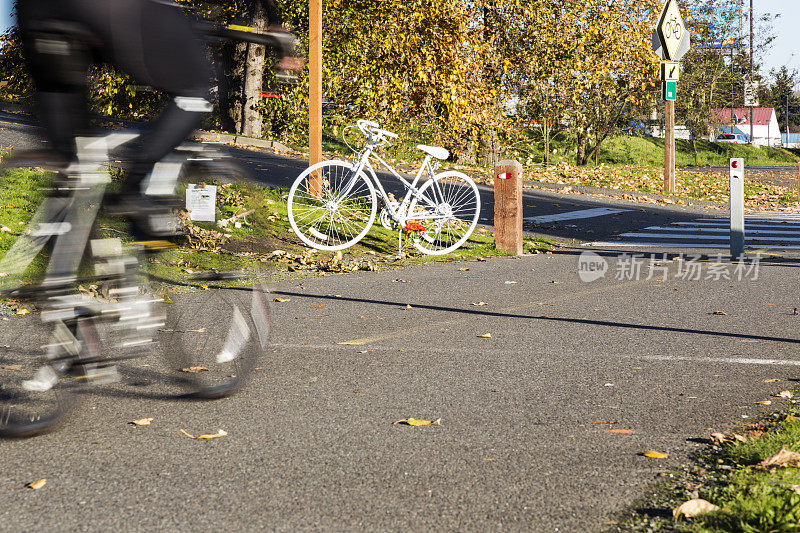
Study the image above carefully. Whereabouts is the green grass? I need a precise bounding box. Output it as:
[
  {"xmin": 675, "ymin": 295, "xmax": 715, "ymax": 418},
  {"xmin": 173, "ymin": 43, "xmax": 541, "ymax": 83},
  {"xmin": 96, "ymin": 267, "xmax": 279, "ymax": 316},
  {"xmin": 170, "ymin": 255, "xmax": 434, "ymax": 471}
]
[
  {"xmin": 600, "ymin": 136, "xmax": 799, "ymax": 168},
  {"xmin": 615, "ymin": 412, "xmax": 800, "ymax": 532},
  {"xmin": 0, "ymin": 160, "xmax": 556, "ymax": 290}
]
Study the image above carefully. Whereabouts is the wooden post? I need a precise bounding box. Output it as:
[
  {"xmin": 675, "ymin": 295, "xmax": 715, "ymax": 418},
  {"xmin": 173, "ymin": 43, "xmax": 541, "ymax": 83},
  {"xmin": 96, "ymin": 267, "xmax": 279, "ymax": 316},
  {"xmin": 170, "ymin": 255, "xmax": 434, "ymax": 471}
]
[
  {"xmin": 494, "ymin": 160, "xmax": 523, "ymax": 256},
  {"xmin": 664, "ymin": 101, "xmax": 676, "ymax": 193},
  {"xmin": 308, "ymin": 0, "xmax": 323, "ymax": 195}
]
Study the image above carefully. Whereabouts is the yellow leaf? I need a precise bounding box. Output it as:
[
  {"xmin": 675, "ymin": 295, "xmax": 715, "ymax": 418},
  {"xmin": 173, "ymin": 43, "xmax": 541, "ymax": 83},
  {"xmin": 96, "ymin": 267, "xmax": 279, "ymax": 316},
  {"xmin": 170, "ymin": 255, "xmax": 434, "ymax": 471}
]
[
  {"xmin": 197, "ymin": 429, "xmax": 228, "ymax": 439},
  {"xmin": 130, "ymin": 418, "xmax": 154, "ymax": 426},
  {"xmin": 273, "ymin": 298, "xmax": 290, "ymax": 302},
  {"xmin": 26, "ymin": 478, "xmax": 46, "ymax": 490},
  {"xmin": 756, "ymin": 401, "xmax": 772, "ymax": 406},
  {"xmin": 643, "ymin": 451, "xmax": 669, "ymax": 459},
  {"xmin": 201, "ymin": 284, "xmax": 209, "ymax": 290},
  {"xmin": 180, "ymin": 366, "xmax": 209, "ymax": 373},
  {"xmin": 673, "ymin": 499, "xmax": 720, "ymax": 519},
  {"xmin": 180, "ymin": 428, "xmax": 228, "ymax": 439},
  {"xmin": 472, "ymin": 302, "xmax": 489, "ymax": 306},
  {"xmin": 477, "ymin": 333, "xmax": 492, "ymax": 338},
  {"xmin": 16, "ymin": 308, "xmax": 29, "ymax": 315},
  {"xmin": 394, "ymin": 418, "xmax": 441, "ymax": 426},
  {"xmin": 786, "ymin": 415, "xmax": 800, "ymax": 422}
]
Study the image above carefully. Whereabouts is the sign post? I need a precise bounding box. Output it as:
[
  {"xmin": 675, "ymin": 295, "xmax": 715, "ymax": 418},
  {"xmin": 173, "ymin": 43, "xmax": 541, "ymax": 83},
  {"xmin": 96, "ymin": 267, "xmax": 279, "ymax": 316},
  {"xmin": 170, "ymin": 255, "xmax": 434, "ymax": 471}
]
[
  {"xmin": 652, "ymin": 0, "xmax": 689, "ymax": 194},
  {"xmin": 729, "ymin": 158, "xmax": 745, "ymax": 260},
  {"xmin": 308, "ymin": 0, "xmax": 322, "ymax": 196}
]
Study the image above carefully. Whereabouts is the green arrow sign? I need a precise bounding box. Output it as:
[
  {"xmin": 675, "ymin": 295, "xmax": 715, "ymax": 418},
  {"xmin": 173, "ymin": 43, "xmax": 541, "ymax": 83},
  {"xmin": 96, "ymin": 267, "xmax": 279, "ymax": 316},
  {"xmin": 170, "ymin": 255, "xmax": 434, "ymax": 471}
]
[{"xmin": 662, "ymin": 81, "xmax": 677, "ymax": 102}]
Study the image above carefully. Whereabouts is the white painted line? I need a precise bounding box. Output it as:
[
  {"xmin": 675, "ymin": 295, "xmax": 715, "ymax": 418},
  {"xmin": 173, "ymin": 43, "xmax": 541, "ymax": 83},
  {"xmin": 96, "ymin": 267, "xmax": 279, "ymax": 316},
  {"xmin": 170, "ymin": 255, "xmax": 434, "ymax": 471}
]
[
  {"xmin": 586, "ymin": 241, "xmax": 800, "ymax": 250},
  {"xmin": 634, "ymin": 354, "xmax": 800, "ymax": 366},
  {"xmin": 586, "ymin": 241, "xmax": 726, "ymax": 248},
  {"xmin": 674, "ymin": 222, "xmax": 800, "ymax": 229},
  {"xmin": 696, "ymin": 217, "xmax": 800, "ymax": 224},
  {"xmin": 525, "ymin": 208, "xmax": 628, "ymax": 223},
  {"xmin": 619, "ymin": 233, "xmax": 800, "ymax": 242},
  {"xmin": 644, "ymin": 226, "xmax": 800, "ymax": 235}
]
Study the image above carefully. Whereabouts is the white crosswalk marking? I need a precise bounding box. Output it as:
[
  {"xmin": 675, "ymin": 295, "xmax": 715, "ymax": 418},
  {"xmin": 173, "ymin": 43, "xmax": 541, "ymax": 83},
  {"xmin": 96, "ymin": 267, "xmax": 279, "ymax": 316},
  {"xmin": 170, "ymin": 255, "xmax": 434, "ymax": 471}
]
[
  {"xmin": 587, "ymin": 211, "xmax": 800, "ymax": 249},
  {"xmin": 525, "ymin": 208, "xmax": 628, "ymax": 223}
]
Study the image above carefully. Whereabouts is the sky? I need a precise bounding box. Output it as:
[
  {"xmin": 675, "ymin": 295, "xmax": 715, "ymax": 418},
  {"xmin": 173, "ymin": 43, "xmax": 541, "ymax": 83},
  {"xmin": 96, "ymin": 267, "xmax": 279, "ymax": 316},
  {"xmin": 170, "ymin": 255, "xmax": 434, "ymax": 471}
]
[{"xmin": 0, "ymin": 0, "xmax": 798, "ymax": 76}]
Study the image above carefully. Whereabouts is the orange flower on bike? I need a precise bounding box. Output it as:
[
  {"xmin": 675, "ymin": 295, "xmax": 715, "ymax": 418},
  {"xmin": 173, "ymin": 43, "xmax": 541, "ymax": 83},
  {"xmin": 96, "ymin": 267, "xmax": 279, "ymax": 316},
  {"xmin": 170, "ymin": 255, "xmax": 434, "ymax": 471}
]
[{"xmin": 403, "ymin": 221, "xmax": 425, "ymax": 234}]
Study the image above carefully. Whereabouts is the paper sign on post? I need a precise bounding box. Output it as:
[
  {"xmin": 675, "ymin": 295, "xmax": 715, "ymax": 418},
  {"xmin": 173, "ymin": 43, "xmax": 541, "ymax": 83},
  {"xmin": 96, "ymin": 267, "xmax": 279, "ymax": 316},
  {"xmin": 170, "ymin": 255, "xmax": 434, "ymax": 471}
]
[{"xmin": 186, "ymin": 184, "xmax": 217, "ymax": 222}]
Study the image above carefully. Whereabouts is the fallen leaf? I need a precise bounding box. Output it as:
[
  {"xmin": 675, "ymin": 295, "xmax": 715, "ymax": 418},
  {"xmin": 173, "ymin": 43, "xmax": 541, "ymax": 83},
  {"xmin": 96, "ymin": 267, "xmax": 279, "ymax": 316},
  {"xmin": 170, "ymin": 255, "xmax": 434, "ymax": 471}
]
[
  {"xmin": 764, "ymin": 379, "xmax": 781, "ymax": 383},
  {"xmin": 589, "ymin": 421, "xmax": 618, "ymax": 425},
  {"xmin": 404, "ymin": 304, "xmax": 412, "ymax": 310},
  {"xmin": 1, "ymin": 364, "xmax": 22, "ymax": 371},
  {"xmin": 201, "ymin": 284, "xmax": 209, "ymax": 290},
  {"xmin": 711, "ymin": 310, "xmax": 727, "ymax": 315},
  {"xmin": 394, "ymin": 418, "xmax": 441, "ymax": 426},
  {"xmin": 673, "ymin": 499, "xmax": 720, "ymax": 519},
  {"xmin": 786, "ymin": 415, "xmax": 800, "ymax": 422},
  {"xmin": 504, "ymin": 281, "xmax": 518, "ymax": 285},
  {"xmin": 162, "ymin": 295, "xmax": 174, "ymax": 304},
  {"xmin": 777, "ymin": 390, "xmax": 794, "ymax": 399},
  {"xmin": 733, "ymin": 434, "xmax": 747, "ymax": 442},
  {"xmin": 790, "ymin": 485, "xmax": 800, "ymax": 495},
  {"xmin": 711, "ymin": 432, "xmax": 728, "ymax": 444},
  {"xmin": 15, "ymin": 308, "xmax": 29, "ymax": 315},
  {"xmin": 458, "ymin": 268, "xmax": 470, "ymax": 271},
  {"xmin": 643, "ymin": 451, "xmax": 669, "ymax": 459},
  {"xmin": 26, "ymin": 479, "xmax": 46, "ymax": 490},
  {"xmin": 197, "ymin": 429, "xmax": 228, "ymax": 439},
  {"xmin": 180, "ymin": 428, "xmax": 228, "ymax": 439},
  {"xmin": 129, "ymin": 418, "xmax": 154, "ymax": 426},
  {"xmin": 758, "ymin": 447, "xmax": 800, "ymax": 469},
  {"xmin": 273, "ymin": 298, "xmax": 290, "ymax": 302},
  {"xmin": 477, "ymin": 333, "xmax": 492, "ymax": 338},
  {"xmin": 604, "ymin": 383, "xmax": 615, "ymax": 387},
  {"xmin": 472, "ymin": 302, "xmax": 489, "ymax": 306},
  {"xmin": 605, "ymin": 429, "xmax": 635, "ymax": 434},
  {"xmin": 393, "ymin": 279, "xmax": 409, "ymax": 283},
  {"xmin": 756, "ymin": 400, "xmax": 772, "ymax": 406},
  {"xmin": 180, "ymin": 366, "xmax": 209, "ymax": 373}
]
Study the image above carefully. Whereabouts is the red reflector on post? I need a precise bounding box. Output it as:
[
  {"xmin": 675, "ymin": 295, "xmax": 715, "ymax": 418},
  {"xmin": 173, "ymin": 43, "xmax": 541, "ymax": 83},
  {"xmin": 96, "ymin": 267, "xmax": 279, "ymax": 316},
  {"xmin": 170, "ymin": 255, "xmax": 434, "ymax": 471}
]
[{"xmin": 497, "ymin": 172, "xmax": 512, "ymax": 180}]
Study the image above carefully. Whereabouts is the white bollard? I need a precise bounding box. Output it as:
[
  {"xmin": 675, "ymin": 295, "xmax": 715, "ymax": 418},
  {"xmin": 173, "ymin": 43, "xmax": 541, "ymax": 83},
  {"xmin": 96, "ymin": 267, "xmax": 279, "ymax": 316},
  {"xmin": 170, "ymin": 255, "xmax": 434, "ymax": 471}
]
[{"xmin": 729, "ymin": 158, "xmax": 745, "ymax": 260}]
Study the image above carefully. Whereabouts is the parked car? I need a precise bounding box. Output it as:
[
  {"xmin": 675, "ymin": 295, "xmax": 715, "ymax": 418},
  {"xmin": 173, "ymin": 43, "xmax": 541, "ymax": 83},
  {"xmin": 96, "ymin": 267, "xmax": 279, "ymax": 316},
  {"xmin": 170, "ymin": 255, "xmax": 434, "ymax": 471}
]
[{"xmin": 716, "ymin": 133, "xmax": 748, "ymax": 144}]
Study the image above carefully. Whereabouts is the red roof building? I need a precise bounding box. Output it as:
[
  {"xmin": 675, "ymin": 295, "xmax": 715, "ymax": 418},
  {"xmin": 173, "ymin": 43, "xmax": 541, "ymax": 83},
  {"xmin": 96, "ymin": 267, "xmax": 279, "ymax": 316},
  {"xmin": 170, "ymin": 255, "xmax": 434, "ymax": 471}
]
[{"xmin": 710, "ymin": 108, "xmax": 782, "ymax": 146}]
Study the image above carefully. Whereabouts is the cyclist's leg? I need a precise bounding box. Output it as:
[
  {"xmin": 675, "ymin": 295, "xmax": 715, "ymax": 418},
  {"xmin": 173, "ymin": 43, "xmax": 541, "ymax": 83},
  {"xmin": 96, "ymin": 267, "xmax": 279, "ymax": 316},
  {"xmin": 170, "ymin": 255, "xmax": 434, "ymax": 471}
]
[{"xmin": 70, "ymin": 0, "xmax": 212, "ymax": 196}]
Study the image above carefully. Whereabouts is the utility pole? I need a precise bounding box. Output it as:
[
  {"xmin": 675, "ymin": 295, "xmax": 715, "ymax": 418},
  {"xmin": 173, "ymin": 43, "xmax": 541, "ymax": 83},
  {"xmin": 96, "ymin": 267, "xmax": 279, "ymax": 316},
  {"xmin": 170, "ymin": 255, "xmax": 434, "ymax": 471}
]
[
  {"xmin": 308, "ymin": 0, "xmax": 322, "ymax": 196},
  {"xmin": 309, "ymin": 0, "xmax": 322, "ymax": 168},
  {"xmin": 749, "ymin": 0, "xmax": 754, "ymax": 144}
]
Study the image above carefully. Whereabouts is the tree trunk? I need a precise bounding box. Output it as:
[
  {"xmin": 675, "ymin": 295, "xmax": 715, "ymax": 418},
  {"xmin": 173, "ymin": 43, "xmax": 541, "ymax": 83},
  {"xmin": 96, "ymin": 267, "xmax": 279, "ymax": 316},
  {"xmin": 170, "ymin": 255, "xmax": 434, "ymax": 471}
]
[
  {"xmin": 241, "ymin": 2, "xmax": 268, "ymax": 137},
  {"xmin": 478, "ymin": 129, "xmax": 499, "ymax": 167},
  {"xmin": 576, "ymin": 125, "xmax": 587, "ymax": 166},
  {"xmin": 544, "ymin": 119, "xmax": 551, "ymax": 167},
  {"xmin": 219, "ymin": 41, "xmax": 247, "ymax": 133}
]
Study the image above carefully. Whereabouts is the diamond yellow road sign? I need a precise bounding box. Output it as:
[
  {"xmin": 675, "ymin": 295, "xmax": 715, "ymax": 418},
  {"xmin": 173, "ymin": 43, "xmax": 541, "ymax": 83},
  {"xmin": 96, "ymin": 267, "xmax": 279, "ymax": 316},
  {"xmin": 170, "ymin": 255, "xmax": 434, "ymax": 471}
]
[{"xmin": 656, "ymin": 0, "xmax": 685, "ymax": 61}]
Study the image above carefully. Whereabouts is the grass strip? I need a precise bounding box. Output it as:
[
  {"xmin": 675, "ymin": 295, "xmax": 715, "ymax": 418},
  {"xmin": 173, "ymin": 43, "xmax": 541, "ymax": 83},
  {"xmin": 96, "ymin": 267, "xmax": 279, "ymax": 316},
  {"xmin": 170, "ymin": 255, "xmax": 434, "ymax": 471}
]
[{"xmin": 613, "ymin": 408, "xmax": 800, "ymax": 532}]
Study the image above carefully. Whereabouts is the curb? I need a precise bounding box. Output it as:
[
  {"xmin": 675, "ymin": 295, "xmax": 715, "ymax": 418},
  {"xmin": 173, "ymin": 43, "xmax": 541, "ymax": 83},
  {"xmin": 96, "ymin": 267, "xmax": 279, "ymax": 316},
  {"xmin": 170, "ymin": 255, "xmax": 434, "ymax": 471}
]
[
  {"xmin": 195, "ymin": 131, "xmax": 291, "ymax": 153},
  {"xmin": 521, "ymin": 178, "xmax": 725, "ymax": 208}
]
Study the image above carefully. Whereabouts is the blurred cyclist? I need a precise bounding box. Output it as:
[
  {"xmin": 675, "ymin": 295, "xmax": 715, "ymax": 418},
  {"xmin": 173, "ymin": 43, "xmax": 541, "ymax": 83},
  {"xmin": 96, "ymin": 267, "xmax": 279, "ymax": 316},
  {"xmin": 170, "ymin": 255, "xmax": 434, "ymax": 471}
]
[{"xmin": 16, "ymin": 0, "xmax": 297, "ymax": 236}]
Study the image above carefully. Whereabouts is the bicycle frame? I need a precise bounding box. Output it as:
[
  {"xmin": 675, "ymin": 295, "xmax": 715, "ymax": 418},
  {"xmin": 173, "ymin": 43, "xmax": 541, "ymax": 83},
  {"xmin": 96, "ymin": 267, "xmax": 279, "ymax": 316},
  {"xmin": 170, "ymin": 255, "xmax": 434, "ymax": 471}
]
[{"xmin": 345, "ymin": 141, "xmax": 440, "ymax": 227}]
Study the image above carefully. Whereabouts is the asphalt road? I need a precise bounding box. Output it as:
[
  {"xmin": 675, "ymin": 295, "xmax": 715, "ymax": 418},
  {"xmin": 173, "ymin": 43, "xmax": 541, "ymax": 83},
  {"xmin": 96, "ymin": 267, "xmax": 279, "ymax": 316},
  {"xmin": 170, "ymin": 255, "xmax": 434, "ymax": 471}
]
[
  {"xmin": 3, "ymin": 112, "xmax": 800, "ymax": 530},
  {"xmin": 2, "ymin": 252, "xmax": 800, "ymax": 531}
]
